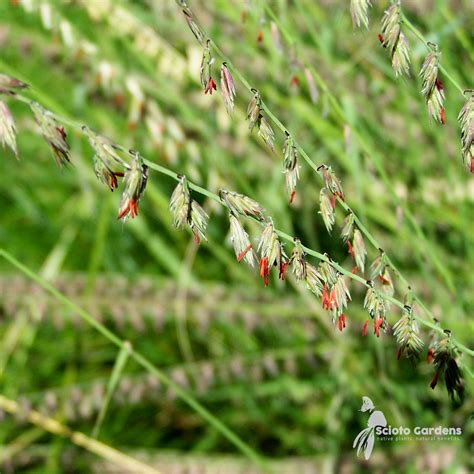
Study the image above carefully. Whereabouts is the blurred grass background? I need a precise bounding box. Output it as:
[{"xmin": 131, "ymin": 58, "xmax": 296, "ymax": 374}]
[{"xmin": 0, "ymin": 0, "xmax": 473, "ymax": 472}]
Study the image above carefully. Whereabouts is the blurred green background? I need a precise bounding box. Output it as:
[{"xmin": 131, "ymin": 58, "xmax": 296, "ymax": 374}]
[{"xmin": 0, "ymin": 0, "xmax": 472, "ymax": 472}]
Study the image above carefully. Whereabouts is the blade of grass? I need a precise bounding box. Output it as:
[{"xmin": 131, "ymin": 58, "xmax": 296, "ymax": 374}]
[{"xmin": 92, "ymin": 341, "xmax": 132, "ymax": 438}]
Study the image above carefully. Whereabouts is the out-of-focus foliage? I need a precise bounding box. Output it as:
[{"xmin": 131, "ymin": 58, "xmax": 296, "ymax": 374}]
[{"xmin": 0, "ymin": 0, "xmax": 472, "ymax": 472}]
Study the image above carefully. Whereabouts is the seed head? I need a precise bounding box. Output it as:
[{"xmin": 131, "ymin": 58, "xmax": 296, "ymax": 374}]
[
  {"xmin": 305, "ymin": 263, "xmax": 324, "ymax": 297},
  {"xmin": 352, "ymin": 229, "xmax": 366, "ymax": 273},
  {"xmin": 393, "ymin": 306, "xmax": 423, "ymax": 361},
  {"xmin": 257, "ymin": 115, "xmax": 275, "ymax": 150},
  {"xmin": 84, "ymin": 126, "xmax": 126, "ymax": 191},
  {"xmin": 229, "ymin": 213, "xmax": 255, "ymax": 268},
  {"xmin": 420, "ymin": 45, "xmax": 445, "ymax": 123},
  {"xmin": 117, "ymin": 151, "xmax": 148, "ymax": 220},
  {"xmin": 257, "ymin": 221, "xmax": 285, "ymax": 285},
  {"xmin": 0, "ymin": 73, "xmax": 29, "ymax": 94},
  {"xmin": 319, "ymin": 188, "xmax": 335, "ymax": 233},
  {"xmin": 340, "ymin": 212, "xmax": 354, "ymax": 243},
  {"xmin": 169, "ymin": 175, "xmax": 191, "ymax": 228},
  {"xmin": 350, "ymin": 0, "xmax": 372, "ymax": 29},
  {"xmin": 200, "ymin": 40, "xmax": 216, "ymax": 95},
  {"xmin": 290, "ymin": 239, "xmax": 307, "ymax": 280},
  {"xmin": 189, "ymin": 200, "xmax": 209, "ymax": 244},
  {"xmin": 430, "ymin": 332, "xmax": 464, "ymax": 401},
  {"xmin": 220, "ymin": 63, "xmax": 236, "ymax": 113},
  {"xmin": 318, "ymin": 164, "xmax": 344, "ymax": 198},
  {"xmin": 30, "ymin": 101, "xmax": 71, "ymax": 167},
  {"xmin": 458, "ymin": 91, "xmax": 474, "ymax": 171},
  {"xmin": 0, "ymin": 100, "xmax": 18, "ymax": 159},
  {"xmin": 247, "ymin": 89, "xmax": 262, "ymax": 131},
  {"xmin": 363, "ymin": 285, "xmax": 388, "ymax": 329},
  {"xmin": 219, "ymin": 189, "xmax": 265, "ymax": 221},
  {"xmin": 283, "ymin": 133, "xmax": 300, "ymax": 203},
  {"xmin": 380, "ymin": 2, "xmax": 410, "ymax": 77}
]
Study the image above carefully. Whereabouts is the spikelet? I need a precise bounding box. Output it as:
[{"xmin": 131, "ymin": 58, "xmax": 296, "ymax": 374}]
[
  {"xmin": 393, "ymin": 305, "xmax": 424, "ymax": 360},
  {"xmin": 257, "ymin": 221, "xmax": 283, "ymax": 286},
  {"xmin": 419, "ymin": 44, "xmax": 445, "ymax": 123},
  {"xmin": 458, "ymin": 91, "xmax": 473, "ymax": 171},
  {"xmin": 290, "ymin": 239, "xmax": 307, "ymax": 280},
  {"xmin": 200, "ymin": 40, "xmax": 216, "ymax": 95},
  {"xmin": 340, "ymin": 212, "xmax": 354, "ymax": 243},
  {"xmin": 189, "ymin": 200, "xmax": 209, "ymax": 244},
  {"xmin": 380, "ymin": 2, "xmax": 410, "ymax": 77},
  {"xmin": 117, "ymin": 151, "xmax": 148, "ymax": 220},
  {"xmin": 305, "ymin": 263, "xmax": 324, "ymax": 297},
  {"xmin": 229, "ymin": 213, "xmax": 255, "ymax": 267},
  {"xmin": 30, "ymin": 101, "xmax": 71, "ymax": 167},
  {"xmin": 169, "ymin": 175, "xmax": 191, "ymax": 228},
  {"xmin": 319, "ymin": 188, "xmax": 335, "ymax": 233},
  {"xmin": 219, "ymin": 189, "xmax": 265, "ymax": 221},
  {"xmin": 83, "ymin": 126, "xmax": 126, "ymax": 190},
  {"xmin": 220, "ymin": 63, "xmax": 236, "ymax": 112},
  {"xmin": 352, "ymin": 229, "xmax": 366, "ymax": 272},
  {"xmin": 258, "ymin": 115, "xmax": 275, "ymax": 150},
  {"xmin": 318, "ymin": 165, "xmax": 344, "ymax": 198},
  {"xmin": 0, "ymin": 100, "xmax": 18, "ymax": 158},
  {"xmin": 430, "ymin": 331, "xmax": 464, "ymax": 401},
  {"xmin": 350, "ymin": 0, "xmax": 372, "ymax": 29},
  {"xmin": 247, "ymin": 89, "xmax": 262, "ymax": 131},
  {"xmin": 363, "ymin": 284, "xmax": 388, "ymax": 336},
  {"xmin": 0, "ymin": 73, "xmax": 29, "ymax": 94},
  {"xmin": 283, "ymin": 132, "xmax": 299, "ymax": 203}
]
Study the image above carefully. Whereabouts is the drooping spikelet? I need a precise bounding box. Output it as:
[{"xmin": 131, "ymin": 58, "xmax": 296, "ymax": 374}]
[
  {"xmin": 380, "ymin": 2, "xmax": 410, "ymax": 77},
  {"xmin": 220, "ymin": 63, "xmax": 236, "ymax": 113},
  {"xmin": 246, "ymin": 89, "xmax": 275, "ymax": 149},
  {"xmin": 169, "ymin": 175, "xmax": 191, "ymax": 228},
  {"xmin": 350, "ymin": 0, "xmax": 372, "ymax": 29},
  {"xmin": 30, "ymin": 101, "xmax": 71, "ymax": 167},
  {"xmin": 419, "ymin": 44, "xmax": 445, "ymax": 124},
  {"xmin": 84, "ymin": 126, "xmax": 126, "ymax": 191},
  {"xmin": 305, "ymin": 263, "xmax": 324, "ymax": 297},
  {"xmin": 430, "ymin": 331, "xmax": 464, "ymax": 401},
  {"xmin": 182, "ymin": 8, "xmax": 204, "ymax": 45},
  {"xmin": 117, "ymin": 151, "xmax": 148, "ymax": 220},
  {"xmin": 257, "ymin": 221, "xmax": 284, "ymax": 286},
  {"xmin": 363, "ymin": 284, "xmax": 388, "ymax": 336},
  {"xmin": 319, "ymin": 188, "xmax": 335, "ymax": 233},
  {"xmin": 318, "ymin": 164, "xmax": 344, "ymax": 198},
  {"xmin": 393, "ymin": 305, "xmax": 424, "ymax": 360},
  {"xmin": 219, "ymin": 189, "xmax": 265, "ymax": 221},
  {"xmin": 0, "ymin": 73, "xmax": 29, "ymax": 94},
  {"xmin": 0, "ymin": 100, "xmax": 18, "ymax": 159},
  {"xmin": 458, "ymin": 91, "xmax": 473, "ymax": 172},
  {"xmin": 200, "ymin": 40, "xmax": 216, "ymax": 95},
  {"xmin": 229, "ymin": 213, "xmax": 255, "ymax": 268},
  {"xmin": 282, "ymin": 132, "xmax": 299, "ymax": 203},
  {"xmin": 189, "ymin": 200, "xmax": 209, "ymax": 244},
  {"xmin": 290, "ymin": 239, "xmax": 307, "ymax": 280},
  {"xmin": 352, "ymin": 229, "xmax": 366, "ymax": 273}
]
